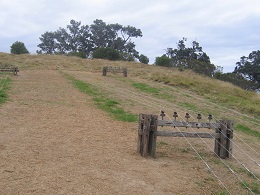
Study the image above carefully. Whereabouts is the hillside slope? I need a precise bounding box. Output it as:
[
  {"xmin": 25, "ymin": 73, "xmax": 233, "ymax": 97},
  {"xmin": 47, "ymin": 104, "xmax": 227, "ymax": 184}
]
[{"xmin": 0, "ymin": 53, "xmax": 259, "ymax": 194}]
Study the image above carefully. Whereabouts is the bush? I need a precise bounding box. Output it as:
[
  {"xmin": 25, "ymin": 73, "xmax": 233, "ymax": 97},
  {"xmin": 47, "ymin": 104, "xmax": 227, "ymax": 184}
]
[
  {"xmin": 92, "ymin": 47, "xmax": 120, "ymax": 61},
  {"xmin": 139, "ymin": 54, "xmax": 149, "ymax": 64},
  {"xmin": 10, "ymin": 41, "xmax": 29, "ymax": 54},
  {"xmin": 68, "ymin": 52, "xmax": 86, "ymax": 58},
  {"xmin": 155, "ymin": 54, "xmax": 171, "ymax": 67}
]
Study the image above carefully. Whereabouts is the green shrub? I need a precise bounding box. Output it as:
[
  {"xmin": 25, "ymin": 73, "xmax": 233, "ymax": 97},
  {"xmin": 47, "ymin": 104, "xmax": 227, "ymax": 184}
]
[{"xmin": 92, "ymin": 47, "xmax": 120, "ymax": 61}]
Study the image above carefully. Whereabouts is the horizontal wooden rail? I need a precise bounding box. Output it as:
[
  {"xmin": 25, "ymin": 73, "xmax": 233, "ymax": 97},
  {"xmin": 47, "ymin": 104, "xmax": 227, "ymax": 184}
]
[
  {"xmin": 158, "ymin": 120, "xmax": 220, "ymax": 129},
  {"xmin": 156, "ymin": 131, "xmax": 220, "ymax": 138},
  {"xmin": 0, "ymin": 67, "xmax": 19, "ymax": 75},
  {"xmin": 102, "ymin": 66, "xmax": 127, "ymax": 77}
]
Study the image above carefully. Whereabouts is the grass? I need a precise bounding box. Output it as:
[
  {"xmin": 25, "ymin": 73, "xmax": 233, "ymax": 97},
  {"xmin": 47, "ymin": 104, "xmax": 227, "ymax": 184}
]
[
  {"xmin": 66, "ymin": 74, "xmax": 137, "ymax": 122},
  {"xmin": 0, "ymin": 77, "xmax": 11, "ymax": 105},
  {"xmin": 240, "ymin": 181, "xmax": 260, "ymax": 194},
  {"xmin": 235, "ymin": 124, "xmax": 260, "ymax": 138},
  {"xmin": 148, "ymin": 70, "xmax": 260, "ymax": 117},
  {"xmin": 179, "ymin": 102, "xmax": 198, "ymax": 111},
  {"xmin": 211, "ymin": 192, "xmax": 229, "ymax": 195},
  {"xmin": 132, "ymin": 82, "xmax": 160, "ymax": 94},
  {"xmin": 132, "ymin": 82, "xmax": 176, "ymax": 102}
]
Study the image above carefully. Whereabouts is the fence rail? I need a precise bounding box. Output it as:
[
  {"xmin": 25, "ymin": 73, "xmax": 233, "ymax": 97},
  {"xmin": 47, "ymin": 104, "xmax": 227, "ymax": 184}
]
[
  {"xmin": 0, "ymin": 66, "xmax": 19, "ymax": 75},
  {"xmin": 102, "ymin": 66, "xmax": 127, "ymax": 77},
  {"xmin": 137, "ymin": 113, "xmax": 233, "ymax": 159}
]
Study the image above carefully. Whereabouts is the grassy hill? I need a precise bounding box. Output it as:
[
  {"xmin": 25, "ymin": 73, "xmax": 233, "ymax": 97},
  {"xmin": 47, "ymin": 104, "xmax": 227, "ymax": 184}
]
[
  {"xmin": 1, "ymin": 52, "xmax": 259, "ymax": 120},
  {"xmin": 1, "ymin": 52, "xmax": 259, "ymax": 194}
]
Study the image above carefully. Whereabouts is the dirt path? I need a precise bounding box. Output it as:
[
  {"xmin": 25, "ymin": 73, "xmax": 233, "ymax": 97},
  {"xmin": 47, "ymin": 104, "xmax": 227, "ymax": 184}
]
[{"xmin": 1, "ymin": 70, "xmax": 257, "ymax": 194}]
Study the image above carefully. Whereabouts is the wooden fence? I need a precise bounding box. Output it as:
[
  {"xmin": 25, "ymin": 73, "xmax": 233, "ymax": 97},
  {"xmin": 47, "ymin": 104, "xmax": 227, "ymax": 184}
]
[
  {"xmin": 102, "ymin": 66, "xmax": 127, "ymax": 77},
  {"xmin": 137, "ymin": 113, "xmax": 233, "ymax": 159},
  {"xmin": 0, "ymin": 65, "xmax": 19, "ymax": 75}
]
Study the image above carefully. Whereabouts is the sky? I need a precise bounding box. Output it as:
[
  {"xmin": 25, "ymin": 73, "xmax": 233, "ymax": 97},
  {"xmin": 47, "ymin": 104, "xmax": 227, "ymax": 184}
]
[{"xmin": 0, "ymin": 0, "xmax": 259, "ymax": 72}]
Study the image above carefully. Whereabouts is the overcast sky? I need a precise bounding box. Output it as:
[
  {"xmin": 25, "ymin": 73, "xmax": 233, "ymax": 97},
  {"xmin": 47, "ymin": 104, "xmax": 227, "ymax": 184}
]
[{"xmin": 0, "ymin": 0, "xmax": 259, "ymax": 72}]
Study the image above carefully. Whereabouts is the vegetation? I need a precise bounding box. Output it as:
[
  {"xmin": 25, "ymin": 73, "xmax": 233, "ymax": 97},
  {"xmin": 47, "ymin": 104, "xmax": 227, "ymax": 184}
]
[
  {"xmin": 92, "ymin": 47, "xmax": 120, "ymax": 61},
  {"xmin": 234, "ymin": 50, "xmax": 260, "ymax": 90},
  {"xmin": 156, "ymin": 37, "xmax": 216, "ymax": 76},
  {"xmin": 37, "ymin": 19, "xmax": 143, "ymax": 61},
  {"xmin": 214, "ymin": 72, "xmax": 258, "ymax": 91},
  {"xmin": 0, "ymin": 53, "xmax": 258, "ymax": 194},
  {"xmin": 235, "ymin": 124, "xmax": 260, "ymax": 138},
  {"xmin": 139, "ymin": 54, "xmax": 149, "ymax": 64},
  {"xmin": 10, "ymin": 41, "xmax": 29, "ymax": 54},
  {"xmin": 132, "ymin": 82, "xmax": 160, "ymax": 94},
  {"xmin": 66, "ymin": 74, "xmax": 137, "ymax": 122},
  {"xmin": 148, "ymin": 70, "xmax": 260, "ymax": 117},
  {"xmin": 0, "ymin": 77, "xmax": 11, "ymax": 105},
  {"xmin": 155, "ymin": 54, "xmax": 171, "ymax": 67}
]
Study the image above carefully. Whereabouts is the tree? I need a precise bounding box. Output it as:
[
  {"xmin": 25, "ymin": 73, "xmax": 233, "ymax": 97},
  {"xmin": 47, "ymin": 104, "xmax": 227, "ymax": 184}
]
[
  {"xmin": 155, "ymin": 54, "xmax": 171, "ymax": 67},
  {"xmin": 38, "ymin": 19, "xmax": 142, "ymax": 60},
  {"xmin": 139, "ymin": 54, "xmax": 149, "ymax": 64},
  {"xmin": 164, "ymin": 38, "xmax": 215, "ymax": 76},
  {"xmin": 234, "ymin": 50, "xmax": 260, "ymax": 89},
  {"xmin": 10, "ymin": 41, "xmax": 29, "ymax": 54}
]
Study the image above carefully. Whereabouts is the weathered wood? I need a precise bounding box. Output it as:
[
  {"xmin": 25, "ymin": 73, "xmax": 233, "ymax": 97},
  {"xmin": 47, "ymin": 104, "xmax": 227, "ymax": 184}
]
[
  {"xmin": 226, "ymin": 120, "xmax": 233, "ymax": 158},
  {"xmin": 214, "ymin": 127, "xmax": 220, "ymax": 156},
  {"xmin": 102, "ymin": 67, "xmax": 107, "ymax": 76},
  {"xmin": 141, "ymin": 114, "xmax": 151, "ymax": 157},
  {"xmin": 102, "ymin": 66, "xmax": 127, "ymax": 77},
  {"xmin": 214, "ymin": 120, "xmax": 233, "ymax": 159},
  {"xmin": 0, "ymin": 67, "xmax": 19, "ymax": 75},
  {"xmin": 219, "ymin": 120, "xmax": 228, "ymax": 158},
  {"xmin": 157, "ymin": 131, "xmax": 221, "ymax": 138},
  {"xmin": 138, "ymin": 114, "xmax": 234, "ymax": 159},
  {"xmin": 148, "ymin": 115, "xmax": 158, "ymax": 158},
  {"xmin": 158, "ymin": 120, "xmax": 220, "ymax": 129}
]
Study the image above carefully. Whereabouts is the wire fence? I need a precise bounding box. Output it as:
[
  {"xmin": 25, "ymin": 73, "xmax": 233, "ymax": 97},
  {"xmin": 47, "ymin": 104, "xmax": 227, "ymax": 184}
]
[{"xmin": 66, "ymin": 71, "xmax": 259, "ymax": 194}]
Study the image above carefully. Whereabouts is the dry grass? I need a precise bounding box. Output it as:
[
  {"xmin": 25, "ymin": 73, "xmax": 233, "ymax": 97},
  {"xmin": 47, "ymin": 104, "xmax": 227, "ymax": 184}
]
[
  {"xmin": 1, "ymin": 52, "xmax": 259, "ymax": 121},
  {"xmin": 0, "ymin": 52, "xmax": 259, "ymax": 194}
]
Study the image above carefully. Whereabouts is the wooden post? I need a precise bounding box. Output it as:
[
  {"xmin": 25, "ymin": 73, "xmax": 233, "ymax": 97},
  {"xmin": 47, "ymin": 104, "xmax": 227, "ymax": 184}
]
[
  {"xmin": 226, "ymin": 120, "xmax": 233, "ymax": 158},
  {"xmin": 137, "ymin": 114, "xmax": 158, "ymax": 158},
  {"xmin": 102, "ymin": 67, "xmax": 107, "ymax": 76},
  {"xmin": 148, "ymin": 115, "xmax": 158, "ymax": 158},
  {"xmin": 123, "ymin": 68, "xmax": 128, "ymax": 77},
  {"xmin": 137, "ymin": 114, "xmax": 144, "ymax": 154},
  {"xmin": 137, "ymin": 114, "xmax": 151, "ymax": 157},
  {"xmin": 214, "ymin": 120, "xmax": 233, "ymax": 158}
]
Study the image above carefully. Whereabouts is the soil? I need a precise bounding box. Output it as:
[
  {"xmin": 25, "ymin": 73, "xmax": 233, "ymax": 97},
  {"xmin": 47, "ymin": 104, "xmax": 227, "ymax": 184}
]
[{"xmin": 0, "ymin": 70, "xmax": 258, "ymax": 194}]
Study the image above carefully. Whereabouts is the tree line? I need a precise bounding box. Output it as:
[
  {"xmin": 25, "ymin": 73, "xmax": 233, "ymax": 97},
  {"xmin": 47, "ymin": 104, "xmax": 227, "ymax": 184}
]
[
  {"xmin": 154, "ymin": 37, "xmax": 259, "ymax": 91},
  {"xmin": 9, "ymin": 19, "xmax": 259, "ymax": 91},
  {"xmin": 36, "ymin": 19, "xmax": 145, "ymax": 62}
]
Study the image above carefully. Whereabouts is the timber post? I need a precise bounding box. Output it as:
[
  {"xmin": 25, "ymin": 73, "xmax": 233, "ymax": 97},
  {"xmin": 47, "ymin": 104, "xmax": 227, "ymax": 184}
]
[
  {"xmin": 137, "ymin": 114, "xmax": 158, "ymax": 157},
  {"xmin": 123, "ymin": 68, "xmax": 128, "ymax": 77},
  {"xmin": 214, "ymin": 120, "xmax": 233, "ymax": 159},
  {"xmin": 102, "ymin": 67, "xmax": 107, "ymax": 76}
]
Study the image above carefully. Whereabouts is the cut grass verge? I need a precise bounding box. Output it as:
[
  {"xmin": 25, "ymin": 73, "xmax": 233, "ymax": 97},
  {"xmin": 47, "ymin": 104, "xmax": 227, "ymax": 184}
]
[
  {"xmin": 0, "ymin": 77, "xmax": 11, "ymax": 105},
  {"xmin": 235, "ymin": 124, "xmax": 260, "ymax": 138},
  {"xmin": 132, "ymin": 82, "xmax": 176, "ymax": 102},
  {"xmin": 132, "ymin": 82, "xmax": 160, "ymax": 94},
  {"xmin": 66, "ymin": 74, "xmax": 137, "ymax": 122}
]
